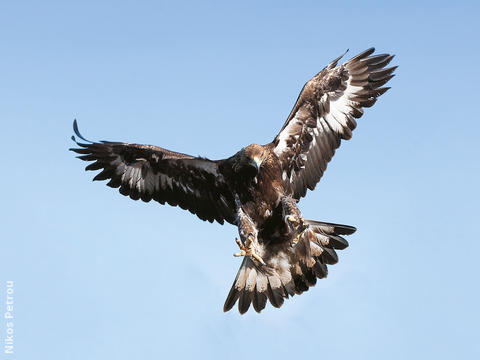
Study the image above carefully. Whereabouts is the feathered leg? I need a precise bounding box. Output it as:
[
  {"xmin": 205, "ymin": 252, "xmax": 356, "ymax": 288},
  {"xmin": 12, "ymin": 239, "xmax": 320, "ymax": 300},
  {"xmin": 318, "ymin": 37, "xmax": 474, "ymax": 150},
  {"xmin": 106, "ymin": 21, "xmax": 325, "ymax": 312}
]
[
  {"xmin": 233, "ymin": 199, "xmax": 265, "ymax": 265},
  {"xmin": 281, "ymin": 195, "xmax": 308, "ymax": 245}
]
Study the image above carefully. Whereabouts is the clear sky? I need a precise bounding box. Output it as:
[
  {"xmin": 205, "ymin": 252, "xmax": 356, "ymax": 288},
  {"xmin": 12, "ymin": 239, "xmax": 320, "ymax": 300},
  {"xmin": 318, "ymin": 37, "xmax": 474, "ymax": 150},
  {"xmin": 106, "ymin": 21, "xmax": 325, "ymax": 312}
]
[{"xmin": 1, "ymin": 1, "xmax": 479, "ymax": 359}]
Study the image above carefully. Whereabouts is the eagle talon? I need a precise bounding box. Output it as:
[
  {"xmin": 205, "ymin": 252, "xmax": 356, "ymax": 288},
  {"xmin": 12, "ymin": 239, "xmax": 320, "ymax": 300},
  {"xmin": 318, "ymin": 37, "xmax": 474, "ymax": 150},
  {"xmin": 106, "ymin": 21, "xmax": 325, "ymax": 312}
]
[
  {"xmin": 291, "ymin": 229, "xmax": 306, "ymax": 246},
  {"xmin": 291, "ymin": 233, "xmax": 300, "ymax": 246},
  {"xmin": 286, "ymin": 214, "xmax": 305, "ymax": 227},
  {"xmin": 286, "ymin": 215, "xmax": 308, "ymax": 246},
  {"xmin": 286, "ymin": 214, "xmax": 299, "ymax": 225},
  {"xmin": 287, "ymin": 214, "xmax": 307, "ymax": 233},
  {"xmin": 233, "ymin": 237, "xmax": 266, "ymax": 266},
  {"xmin": 233, "ymin": 238, "xmax": 246, "ymax": 257}
]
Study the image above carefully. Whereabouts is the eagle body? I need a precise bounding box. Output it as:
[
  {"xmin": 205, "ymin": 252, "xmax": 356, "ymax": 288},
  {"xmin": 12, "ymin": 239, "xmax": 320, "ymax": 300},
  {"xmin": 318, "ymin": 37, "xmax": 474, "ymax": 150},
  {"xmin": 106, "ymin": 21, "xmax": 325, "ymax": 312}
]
[
  {"xmin": 71, "ymin": 48, "xmax": 396, "ymax": 313},
  {"xmin": 219, "ymin": 144, "xmax": 284, "ymax": 226}
]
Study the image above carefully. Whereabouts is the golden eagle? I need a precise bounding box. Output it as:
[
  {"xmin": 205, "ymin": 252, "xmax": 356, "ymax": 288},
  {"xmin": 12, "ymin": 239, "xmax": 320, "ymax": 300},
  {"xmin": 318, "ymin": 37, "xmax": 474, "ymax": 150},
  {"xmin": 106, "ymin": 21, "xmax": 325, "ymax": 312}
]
[{"xmin": 71, "ymin": 48, "xmax": 396, "ymax": 314}]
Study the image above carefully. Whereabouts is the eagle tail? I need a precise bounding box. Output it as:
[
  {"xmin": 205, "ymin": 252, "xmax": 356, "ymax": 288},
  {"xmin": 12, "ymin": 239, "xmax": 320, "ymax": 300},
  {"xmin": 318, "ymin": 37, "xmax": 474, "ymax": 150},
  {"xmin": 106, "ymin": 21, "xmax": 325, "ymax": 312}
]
[
  {"xmin": 223, "ymin": 257, "xmax": 269, "ymax": 315},
  {"xmin": 223, "ymin": 220, "xmax": 356, "ymax": 314}
]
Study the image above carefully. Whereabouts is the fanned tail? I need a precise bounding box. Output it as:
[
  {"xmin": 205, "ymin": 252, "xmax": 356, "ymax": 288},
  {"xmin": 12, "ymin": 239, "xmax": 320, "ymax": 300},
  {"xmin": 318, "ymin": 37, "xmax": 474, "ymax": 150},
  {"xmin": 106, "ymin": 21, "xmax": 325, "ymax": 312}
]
[{"xmin": 223, "ymin": 220, "xmax": 356, "ymax": 314}]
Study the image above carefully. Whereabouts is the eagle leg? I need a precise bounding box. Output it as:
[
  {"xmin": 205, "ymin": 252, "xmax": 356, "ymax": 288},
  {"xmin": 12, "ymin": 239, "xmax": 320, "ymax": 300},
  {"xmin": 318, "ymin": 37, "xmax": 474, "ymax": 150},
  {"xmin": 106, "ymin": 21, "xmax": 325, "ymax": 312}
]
[
  {"xmin": 287, "ymin": 216, "xmax": 307, "ymax": 245},
  {"xmin": 234, "ymin": 199, "xmax": 265, "ymax": 266},
  {"xmin": 282, "ymin": 196, "xmax": 308, "ymax": 246}
]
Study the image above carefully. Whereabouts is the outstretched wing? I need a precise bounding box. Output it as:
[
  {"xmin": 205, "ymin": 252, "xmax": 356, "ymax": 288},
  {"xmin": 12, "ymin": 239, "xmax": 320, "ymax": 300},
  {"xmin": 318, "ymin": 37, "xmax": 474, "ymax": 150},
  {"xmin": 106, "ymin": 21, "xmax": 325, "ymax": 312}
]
[
  {"xmin": 224, "ymin": 220, "xmax": 356, "ymax": 314},
  {"xmin": 70, "ymin": 120, "xmax": 235, "ymax": 224},
  {"xmin": 273, "ymin": 48, "xmax": 396, "ymax": 198}
]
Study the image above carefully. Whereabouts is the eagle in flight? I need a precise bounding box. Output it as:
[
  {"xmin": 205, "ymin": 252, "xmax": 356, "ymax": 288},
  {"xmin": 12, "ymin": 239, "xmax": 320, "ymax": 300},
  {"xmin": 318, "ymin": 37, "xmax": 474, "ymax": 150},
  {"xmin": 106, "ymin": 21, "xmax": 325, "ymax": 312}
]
[{"xmin": 71, "ymin": 48, "xmax": 396, "ymax": 314}]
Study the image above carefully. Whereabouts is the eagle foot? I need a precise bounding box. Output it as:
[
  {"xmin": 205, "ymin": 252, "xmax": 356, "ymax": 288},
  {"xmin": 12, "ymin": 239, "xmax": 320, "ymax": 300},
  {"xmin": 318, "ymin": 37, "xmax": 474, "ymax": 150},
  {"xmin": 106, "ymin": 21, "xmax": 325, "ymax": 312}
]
[
  {"xmin": 286, "ymin": 214, "xmax": 304, "ymax": 227},
  {"xmin": 286, "ymin": 215, "xmax": 308, "ymax": 246},
  {"xmin": 233, "ymin": 236, "xmax": 266, "ymax": 266},
  {"xmin": 291, "ymin": 229, "xmax": 307, "ymax": 246}
]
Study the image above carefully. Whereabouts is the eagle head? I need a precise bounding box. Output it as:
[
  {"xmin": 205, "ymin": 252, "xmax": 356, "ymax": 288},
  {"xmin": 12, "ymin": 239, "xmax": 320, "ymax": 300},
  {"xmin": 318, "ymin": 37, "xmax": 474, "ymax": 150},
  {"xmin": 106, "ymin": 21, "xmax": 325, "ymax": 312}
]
[{"xmin": 234, "ymin": 144, "xmax": 267, "ymax": 179}]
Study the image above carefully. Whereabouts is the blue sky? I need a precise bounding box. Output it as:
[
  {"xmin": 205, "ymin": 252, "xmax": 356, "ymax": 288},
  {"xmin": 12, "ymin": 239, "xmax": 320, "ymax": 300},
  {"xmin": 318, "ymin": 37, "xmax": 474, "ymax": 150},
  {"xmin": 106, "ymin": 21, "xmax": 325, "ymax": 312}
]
[{"xmin": 1, "ymin": 1, "xmax": 479, "ymax": 359}]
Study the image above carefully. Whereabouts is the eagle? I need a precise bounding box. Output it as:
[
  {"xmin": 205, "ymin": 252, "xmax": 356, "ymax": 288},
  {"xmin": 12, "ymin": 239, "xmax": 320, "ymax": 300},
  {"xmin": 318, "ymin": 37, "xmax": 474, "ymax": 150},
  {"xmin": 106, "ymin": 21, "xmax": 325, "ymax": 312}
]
[{"xmin": 71, "ymin": 47, "xmax": 396, "ymax": 314}]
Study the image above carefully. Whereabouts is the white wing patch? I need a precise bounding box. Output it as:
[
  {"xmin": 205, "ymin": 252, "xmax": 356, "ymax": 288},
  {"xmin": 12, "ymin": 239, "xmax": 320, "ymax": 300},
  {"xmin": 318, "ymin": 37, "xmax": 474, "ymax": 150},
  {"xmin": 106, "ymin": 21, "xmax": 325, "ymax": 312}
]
[{"xmin": 272, "ymin": 48, "xmax": 396, "ymax": 198}]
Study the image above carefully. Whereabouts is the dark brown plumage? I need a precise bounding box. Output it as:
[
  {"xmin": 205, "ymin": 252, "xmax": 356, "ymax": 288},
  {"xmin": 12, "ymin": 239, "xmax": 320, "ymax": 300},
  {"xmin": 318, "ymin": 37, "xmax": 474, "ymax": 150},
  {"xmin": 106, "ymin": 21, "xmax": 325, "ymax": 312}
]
[{"xmin": 71, "ymin": 47, "xmax": 396, "ymax": 314}]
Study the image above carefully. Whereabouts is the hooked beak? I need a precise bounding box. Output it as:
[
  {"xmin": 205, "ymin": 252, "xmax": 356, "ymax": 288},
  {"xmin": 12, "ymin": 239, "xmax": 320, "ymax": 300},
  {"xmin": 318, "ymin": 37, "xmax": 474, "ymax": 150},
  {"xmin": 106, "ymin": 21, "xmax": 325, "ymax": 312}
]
[{"xmin": 250, "ymin": 157, "xmax": 263, "ymax": 171}]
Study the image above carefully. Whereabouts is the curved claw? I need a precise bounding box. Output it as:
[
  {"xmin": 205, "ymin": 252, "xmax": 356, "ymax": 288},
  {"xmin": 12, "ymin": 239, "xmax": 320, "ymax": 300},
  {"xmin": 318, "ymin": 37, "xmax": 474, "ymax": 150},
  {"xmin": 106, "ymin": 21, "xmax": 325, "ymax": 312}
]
[
  {"xmin": 286, "ymin": 214, "xmax": 305, "ymax": 228},
  {"xmin": 286, "ymin": 214, "xmax": 299, "ymax": 224},
  {"xmin": 286, "ymin": 215, "xmax": 308, "ymax": 246},
  {"xmin": 251, "ymin": 252, "xmax": 266, "ymax": 266},
  {"xmin": 234, "ymin": 238, "xmax": 246, "ymax": 257},
  {"xmin": 233, "ymin": 237, "xmax": 266, "ymax": 266},
  {"xmin": 292, "ymin": 231, "xmax": 303, "ymax": 246}
]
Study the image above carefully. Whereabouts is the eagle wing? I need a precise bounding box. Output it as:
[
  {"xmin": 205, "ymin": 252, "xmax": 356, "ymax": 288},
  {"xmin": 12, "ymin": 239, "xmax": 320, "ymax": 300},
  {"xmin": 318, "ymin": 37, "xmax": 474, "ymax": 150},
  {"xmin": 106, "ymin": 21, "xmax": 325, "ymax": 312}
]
[
  {"xmin": 272, "ymin": 48, "xmax": 396, "ymax": 198},
  {"xmin": 70, "ymin": 120, "xmax": 236, "ymax": 224}
]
